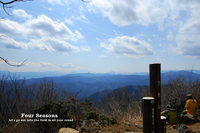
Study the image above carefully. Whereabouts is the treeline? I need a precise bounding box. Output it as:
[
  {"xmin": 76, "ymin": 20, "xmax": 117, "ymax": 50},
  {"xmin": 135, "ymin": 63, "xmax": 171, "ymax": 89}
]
[
  {"xmin": 88, "ymin": 77, "xmax": 200, "ymax": 122},
  {"xmin": 162, "ymin": 77, "xmax": 200, "ymax": 111},
  {"xmin": 91, "ymin": 85, "xmax": 147, "ymax": 121},
  {"xmin": 0, "ymin": 75, "xmax": 98, "ymax": 133}
]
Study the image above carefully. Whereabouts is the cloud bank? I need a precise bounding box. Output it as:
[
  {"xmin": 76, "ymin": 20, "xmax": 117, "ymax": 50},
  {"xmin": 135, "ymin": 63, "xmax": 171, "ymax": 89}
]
[
  {"xmin": 0, "ymin": 9, "xmax": 86, "ymax": 54},
  {"xmin": 88, "ymin": 0, "xmax": 200, "ymax": 57}
]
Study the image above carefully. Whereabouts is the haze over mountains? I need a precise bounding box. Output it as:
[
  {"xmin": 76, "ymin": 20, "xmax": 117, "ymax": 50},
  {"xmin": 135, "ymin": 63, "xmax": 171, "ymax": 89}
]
[
  {"xmin": 1, "ymin": 70, "xmax": 200, "ymax": 98},
  {"xmin": 1, "ymin": 70, "xmax": 200, "ymax": 79}
]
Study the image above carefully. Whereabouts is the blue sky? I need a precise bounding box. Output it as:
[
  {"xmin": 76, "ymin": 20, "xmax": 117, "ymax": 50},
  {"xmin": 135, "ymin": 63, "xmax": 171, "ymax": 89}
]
[{"xmin": 0, "ymin": 0, "xmax": 200, "ymax": 73}]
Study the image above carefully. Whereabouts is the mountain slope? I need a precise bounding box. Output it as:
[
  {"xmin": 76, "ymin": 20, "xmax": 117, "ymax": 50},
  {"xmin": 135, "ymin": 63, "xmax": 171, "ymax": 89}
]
[{"xmin": 88, "ymin": 85, "xmax": 147, "ymax": 104}]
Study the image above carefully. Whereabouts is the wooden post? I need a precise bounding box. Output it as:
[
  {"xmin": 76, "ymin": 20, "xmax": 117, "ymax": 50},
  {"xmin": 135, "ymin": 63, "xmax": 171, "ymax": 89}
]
[
  {"xmin": 150, "ymin": 63, "xmax": 161, "ymax": 133},
  {"xmin": 161, "ymin": 116, "xmax": 167, "ymax": 133},
  {"xmin": 142, "ymin": 97, "xmax": 155, "ymax": 133}
]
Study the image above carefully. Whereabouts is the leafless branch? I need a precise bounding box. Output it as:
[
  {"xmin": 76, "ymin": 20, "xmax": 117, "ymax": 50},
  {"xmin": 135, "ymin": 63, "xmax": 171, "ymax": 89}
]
[
  {"xmin": 0, "ymin": 0, "xmax": 32, "ymax": 15},
  {"xmin": 81, "ymin": 0, "xmax": 90, "ymax": 3},
  {"xmin": 0, "ymin": 56, "xmax": 27, "ymax": 67},
  {"xmin": 0, "ymin": 0, "xmax": 33, "ymax": 5}
]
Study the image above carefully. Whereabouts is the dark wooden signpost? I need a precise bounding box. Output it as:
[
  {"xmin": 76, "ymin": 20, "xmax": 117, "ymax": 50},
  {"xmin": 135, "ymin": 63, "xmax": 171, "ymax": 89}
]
[
  {"xmin": 150, "ymin": 63, "xmax": 161, "ymax": 133},
  {"xmin": 143, "ymin": 63, "xmax": 166, "ymax": 133},
  {"xmin": 142, "ymin": 97, "xmax": 155, "ymax": 133}
]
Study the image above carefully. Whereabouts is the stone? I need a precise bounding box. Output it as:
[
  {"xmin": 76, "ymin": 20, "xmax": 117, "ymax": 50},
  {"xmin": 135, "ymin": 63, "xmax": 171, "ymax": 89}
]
[
  {"xmin": 58, "ymin": 128, "xmax": 79, "ymax": 133},
  {"xmin": 177, "ymin": 124, "xmax": 193, "ymax": 133}
]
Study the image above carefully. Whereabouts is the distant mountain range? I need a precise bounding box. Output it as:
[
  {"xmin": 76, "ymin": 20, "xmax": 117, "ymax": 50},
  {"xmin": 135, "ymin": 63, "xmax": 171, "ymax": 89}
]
[
  {"xmin": 1, "ymin": 70, "xmax": 200, "ymax": 98},
  {"xmin": 1, "ymin": 70, "xmax": 200, "ymax": 79},
  {"xmin": 25, "ymin": 73, "xmax": 149, "ymax": 98},
  {"xmin": 88, "ymin": 85, "xmax": 146, "ymax": 104}
]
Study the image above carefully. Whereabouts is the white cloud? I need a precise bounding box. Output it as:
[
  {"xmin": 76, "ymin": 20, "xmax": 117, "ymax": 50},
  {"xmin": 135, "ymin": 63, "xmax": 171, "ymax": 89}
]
[
  {"xmin": 0, "ymin": 14, "xmax": 83, "ymax": 41},
  {"xmin": 57, "ymin": 63, "xmax": 80, "ymax": 72},
  {"xmin": 1, "ymin": 36, "xmax": 28, "ymax": 49},
  {"xmin": 175, "ymin": 10, "xmax": 200, "ymax": 56},
  {"xmin": 88, "ymin": 0, "xmax": 175, "ymax": 26},
  {"xmin": 87, "ymin": 0, "xmax": 200, "ymax": 27},
  {"xmin": 0, "ymin": 37, "xmax": 83, "ymax": 54},
  {"xmin": 65, "ymin": 14, "xmax": 89, "ymax": 26},
  {"xmin": 88, "ymin": 0, "xmax": 137, "ymax": 26},
  {"xmin": 26, "ymin": 62, "xmax": 54, "ymax": 67},
  {"xmin": 46, "ymin": 0, "xmax": 68, "ymax": 5},
  {"xmin": 172, "ymin": 0, "xmax": 200, "ymax": 56},
  {"xmin": 88, "ymin": 0, "xmax": 200, "ymax": 57},
  {"xmin": 35, "ymin": 38, "xmax": 80, "ymax": 52},
  {"xmin": 0, "ymin": 19, "xmax": 28, "ymax": 36},
  {"xmin": 65, "ymin": 18, "xmax": 74, "ymax": 25},
  {"xmin": 167, "ymin": 31, "xmax": 174, "ymax": 41},
  {"xmin": 24, "ymin": 61, "xmax": 80, "ymax": 72},
  {"xmin": 0, "ymin": 11, "xmax": 86, "ymax": 54},
  {"xmin": 176, "ymin": 0, "xmax": 200, "ymax": 9},
  {"xmin": 26, "ymin": 15, "xmax": 84, "ymax": 41},
  {"xmin": 100, "ymin": 36, "xmax": 153, "ymax": 57},
  {"xmin": 58, "ymin": 63, "xmax": 74, "ymax": 69},
  {"xmin": 12, "ymin": 9, "xmax": 32, "ymax": 19},
  {"xmin": 72, "ymin": 14, "xmax": 89, "ymax": 23}
]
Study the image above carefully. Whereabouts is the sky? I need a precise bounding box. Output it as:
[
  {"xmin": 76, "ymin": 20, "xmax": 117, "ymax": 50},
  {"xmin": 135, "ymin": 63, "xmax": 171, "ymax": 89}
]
[{"xmin": 0, "ymin": 0, "xmax": 200, "ymax": 73}]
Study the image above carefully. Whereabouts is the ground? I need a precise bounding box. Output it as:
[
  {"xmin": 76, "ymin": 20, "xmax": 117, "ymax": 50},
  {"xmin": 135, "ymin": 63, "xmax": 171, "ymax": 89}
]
[
  {"xmin": 100, "ymin": 121, "xmax": 200, "ymax": 133},
  {"xmin": 187, "ymin": 123, "xmax": 200, "ymax": 132},
  {"xmin": 167, "ymin": 123, "xmax": 200, "ymax": 133}
]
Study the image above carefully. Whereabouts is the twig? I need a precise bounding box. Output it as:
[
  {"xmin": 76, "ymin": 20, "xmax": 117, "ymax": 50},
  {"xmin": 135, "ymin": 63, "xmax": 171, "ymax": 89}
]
[
  {"xmin": 0, "ymin": 56, "xmax": 27, "ymax": 67},
  {"xmin": 0, "ymin": 0, "xmax": 32, "ymax": 15},
  {"xmin": 81, "ymin": 0, "xmax": 90, "ymax": 3},
  {"xmin": 0, "ymin": 0, "xmax": 31, "ymax": 5}
]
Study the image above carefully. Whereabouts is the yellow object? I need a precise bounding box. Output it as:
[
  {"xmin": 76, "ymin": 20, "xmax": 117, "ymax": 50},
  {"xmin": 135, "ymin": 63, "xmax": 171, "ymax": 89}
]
[
  {"xmin": 161, "ymin": 109, "xmax": 177, "ymax": 124},
  {"xmin": 186, "ymin": 99, "xmax": 198, "ymax": 115},
  {"xmin": 166, "ymin": 111, "xmax": 177, "ymax": 124}
]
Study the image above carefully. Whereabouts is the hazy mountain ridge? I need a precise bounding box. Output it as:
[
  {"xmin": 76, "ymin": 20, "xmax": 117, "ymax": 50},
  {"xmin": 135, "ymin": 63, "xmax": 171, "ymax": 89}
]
[
  {"xmin": 1, "ymin": 70, "xmax": 200, "ymax": 79},
  {"xmin": 1, "ymin": 70, "xmax": 200, "ymax": 98},
  {"xmin": 26, "ymin": 73, "xmax": 150, "ymax": 98},
  {"xmin": 88, "ymin": 85, "xmax": 147, "ymax": 104}
]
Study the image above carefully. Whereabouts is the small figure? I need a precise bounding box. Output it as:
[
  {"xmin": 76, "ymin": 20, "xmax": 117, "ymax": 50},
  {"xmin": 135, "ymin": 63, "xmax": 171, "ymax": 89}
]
[
  {"xmin": 185, "ymin": 94, "xmax": 198, "ymax": 116},
  {"xmin": 180, "ymin": 94, "xmax": 198, "ymax": 124}
]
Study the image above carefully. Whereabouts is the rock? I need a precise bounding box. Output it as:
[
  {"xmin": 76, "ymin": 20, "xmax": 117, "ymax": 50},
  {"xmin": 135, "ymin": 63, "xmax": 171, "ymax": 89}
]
[
  {"xmin": 80, "ymin": 119, "xmax": 101, "ymax": 132},
  {"xmin": 177, "ymin": 124, "xmax": 193, "ymax": 133},
  {"xmin": 185, "ymin": 129, "xmax": 193, "ymax": 133},
  {"xmin": 100, "ymin": 120, "xmax": 109, "ymax": 126},
  {"xmin": 58, "ymin": 128, "xmax": 79, "ymax": 133},
  {"xmin": 81, "ymin": 120, "xmax": 87, "ymax": 127},
  {"xmin": 109, "ymin": 118, "xmax": 117, "ymax": 124}
]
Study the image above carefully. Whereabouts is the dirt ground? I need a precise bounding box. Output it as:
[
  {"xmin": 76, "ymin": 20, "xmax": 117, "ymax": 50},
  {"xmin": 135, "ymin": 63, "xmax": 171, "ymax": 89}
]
[
  {"xmin": 101, "ymin": 121, "xmax": 200, "ymax": 133},
  {"xmin": 166, "ymin": 123, "xmax": 200, "ymax": 133},
  {"xmin": 186, "ymin": 123, "xmax": 200, "ymax": 132},
  {"xmin": 100, "ymin": 123, "xmax": 142, "ymax": 133}
]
